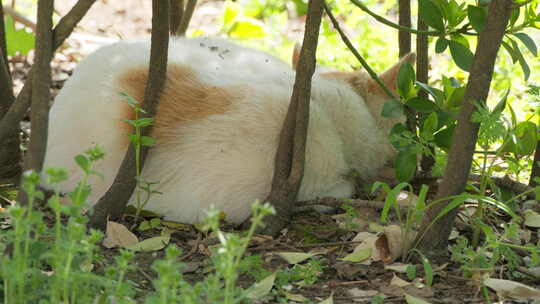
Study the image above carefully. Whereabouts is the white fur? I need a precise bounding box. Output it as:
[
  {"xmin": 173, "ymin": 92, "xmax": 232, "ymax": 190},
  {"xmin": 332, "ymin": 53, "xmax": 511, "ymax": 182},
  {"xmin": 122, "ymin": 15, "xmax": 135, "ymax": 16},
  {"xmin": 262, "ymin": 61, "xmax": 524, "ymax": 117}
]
[{"xmin": 42, "ymin": 37, "xmax": 399, "ymax": 224}]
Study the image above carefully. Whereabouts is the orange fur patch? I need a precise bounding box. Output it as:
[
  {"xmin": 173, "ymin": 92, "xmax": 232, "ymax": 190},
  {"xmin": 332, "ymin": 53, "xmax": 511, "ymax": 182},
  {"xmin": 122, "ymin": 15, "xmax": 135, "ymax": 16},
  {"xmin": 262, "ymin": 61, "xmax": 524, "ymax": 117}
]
[{"xmin": 117, "ymin": 64, "xmax": 236, "ymax": 142}]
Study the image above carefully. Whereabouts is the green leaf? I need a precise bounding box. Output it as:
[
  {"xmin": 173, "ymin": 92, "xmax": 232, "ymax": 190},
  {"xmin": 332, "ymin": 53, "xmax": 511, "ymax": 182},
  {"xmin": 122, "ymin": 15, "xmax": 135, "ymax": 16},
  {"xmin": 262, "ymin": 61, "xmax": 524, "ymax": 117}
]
[
  {"xmin": 513, "ymin": 32, "xmax": 538, "ymax": 56},
  {"xmin": 406, "ymin": 97, "xmax": 438, "ymax": 113},
  {"xmin": 74, "ymin": 155, "xmax": 90, "ymax": 172},
  {"xmin": 447, "ymin": 87, "xmax": 465, "ymax": 109},
  {"xmin": 448, "ymin": 40, "xmax": 474, "ymax": 72},
  {"xmin": 382, "ymin": 99, "xmax": 404, "ymax": 118},
  {"xmin": 395, "ymin": 151, "xmax": 417, "ymax": 182},
  {"xmin": 397, "ymin": 63, "xmax": 415, "ymax": 98},
  {"xmin": 134, "ymin": 118, "xmax": 154, "ymax": 128},
  {"xmin": 434, "ymin": 124, "xmax": 455, "ymax": 150},
  {"xmin": 223, "ymin": 1, "xmax": 240, "ymax": 28},
  {"xmin": 501, "ymin": 121, "xmax": 538, "ymax": 156},
  {"xmin": 467, "ymin": 5, "xmax": 487, "ymax": 33},
  {"xmin": 508, "ymin": 38, "xmax": 531, "ymax": 80},
  {"xmin": 229, "ymin": 18, "xmax": 266, "ymax": 39},
  {"xmin": 140, "ymin": 136, "xmax": 156, "ymax": 147},
  {"xmin": 419, "ymin": 0, "xmax": 445, "ymax": 31},
  {"xmin": 421, "ymin": 112, "xmax": 438, "ymax": 140},
  {"xmin": 435, "ymin": 37, "xmax": 448, "ymax": 53},
  {"xmin": 4, "ymin": 16, "xmax": 35, "ymax": 56},
  {"xmin": 501, "ymin": 40, "xmax": 519, "ymax": 63}
]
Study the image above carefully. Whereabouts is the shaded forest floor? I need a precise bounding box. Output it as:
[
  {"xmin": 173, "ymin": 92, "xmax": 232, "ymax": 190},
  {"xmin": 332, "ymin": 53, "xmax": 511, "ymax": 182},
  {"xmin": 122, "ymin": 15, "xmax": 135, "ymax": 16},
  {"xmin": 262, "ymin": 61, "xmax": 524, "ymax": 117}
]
[{"xmin": 2, "ymin": 0, "xmax": 540, "ymax": 303}]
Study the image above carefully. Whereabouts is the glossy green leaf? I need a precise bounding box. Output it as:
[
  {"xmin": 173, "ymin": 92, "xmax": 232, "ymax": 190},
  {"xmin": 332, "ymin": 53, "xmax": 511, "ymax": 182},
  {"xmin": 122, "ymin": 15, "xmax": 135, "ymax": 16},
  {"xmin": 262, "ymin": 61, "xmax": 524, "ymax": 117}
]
[
  {"xmin": 435, "ymin": 37, "xmax": 448, "ymax": 53},
  {"xmin": 395, "ymin": 150, "xmax": 417, "ymax": 182},
  {"xmin": 74, "ymin": 155, "xmax": 90, "ymax": 173},
  {"xmin": 382, "ymin": 99, "xmax": 405, "ymax": 118},
  {"xmin": 434, "ymin": 124, "xmax": 455, "ymax": 150},
  {"xmin": 140, "ymin": 136, "xmax": 156, "ymax": 147},
  {"xmin": 421, "ymin": 112, "xmax": 438, "ymax": 140},
  {"xmin": 447, "ymin": 87, "xmax": 465, "ymax": 108},
  {"xmin": 397, "ymin": 63, "xmax": 416, "ymax": 98},
  {"xmin": 513, "ymin": 32, "xmax": 538, "ymax": 56},
  {"xmin": 467, "ymin": 5, "xmax": 487, "ymax": 33},
  {"xmin": 419, "ymin": 0, "xmax": 445, "ymax": 31},
  {"xmin": 501, "ymin": 121, "xmax": 538, "ymax": 156},
  {"xmin": 509, "ymin": 38, "xmax": 531, "ymax": 80},
  {"xmin": 406, "ymin": 97, "xmax": 438, "ymax": 113},
  {"xmin": 448, "ymin": 40, "xmax": 474, "ymax": 72}
]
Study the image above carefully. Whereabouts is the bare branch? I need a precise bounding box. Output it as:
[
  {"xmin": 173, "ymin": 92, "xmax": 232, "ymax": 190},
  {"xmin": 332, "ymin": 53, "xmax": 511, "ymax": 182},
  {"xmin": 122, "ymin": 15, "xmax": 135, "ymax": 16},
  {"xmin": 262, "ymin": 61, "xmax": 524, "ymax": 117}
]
[
  {"xmin": 529, "ymin": 142, "xmax": 539, "ymax": 187},
  {"xmin": 89, "ymin": 0, "xmax": 170, "ymax": 230}
]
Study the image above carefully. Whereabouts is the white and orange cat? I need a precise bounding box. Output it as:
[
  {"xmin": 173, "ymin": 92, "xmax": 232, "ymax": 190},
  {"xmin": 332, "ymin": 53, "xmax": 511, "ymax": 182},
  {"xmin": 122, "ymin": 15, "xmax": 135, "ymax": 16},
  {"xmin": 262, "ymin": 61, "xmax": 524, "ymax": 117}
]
[{"xmin": 42, "ymin": 37, "xmax": 413, "ymax": 224}]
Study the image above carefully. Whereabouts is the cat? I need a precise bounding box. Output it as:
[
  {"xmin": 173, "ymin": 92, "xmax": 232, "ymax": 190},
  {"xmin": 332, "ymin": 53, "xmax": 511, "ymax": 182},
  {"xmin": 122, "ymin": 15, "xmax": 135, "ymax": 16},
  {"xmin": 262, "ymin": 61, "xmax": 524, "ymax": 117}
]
[{"xmin": 42, "ymin": 36, "xmax": 414, "ymax": 224}]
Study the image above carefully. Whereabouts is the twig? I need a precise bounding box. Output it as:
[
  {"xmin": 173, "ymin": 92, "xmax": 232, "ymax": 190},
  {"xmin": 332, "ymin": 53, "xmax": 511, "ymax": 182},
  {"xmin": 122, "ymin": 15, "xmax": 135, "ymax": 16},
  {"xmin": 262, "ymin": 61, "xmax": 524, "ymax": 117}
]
[
  {"xmin": 469, "ymin": 174, "xmax": 536, "ymax": 199},
  {"xmin": 323, "ymin": 4, "xmax": 396, "ymax": 99},
  {"xmin": 349, "ymin": 0, "xmax": 438, "ymax": 35},
  {"xmin": 179, "ymin": 231, "xmax": 201, "ymax": 261},
  {"xmin": 2, "ymin": 5, "xmax": 36, "ymax": 30},
  {"xmin": 294, "ymin": 240, "xmax": 364, "ymax": 249}
]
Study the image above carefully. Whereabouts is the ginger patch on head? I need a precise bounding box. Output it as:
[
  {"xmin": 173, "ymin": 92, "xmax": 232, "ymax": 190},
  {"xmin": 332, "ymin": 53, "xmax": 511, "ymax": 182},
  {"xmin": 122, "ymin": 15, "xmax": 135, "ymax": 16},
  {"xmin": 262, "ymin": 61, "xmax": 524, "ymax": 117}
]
[{"xmin": 117, "ymin": 64, "xmax": 237, "ymax": 142}]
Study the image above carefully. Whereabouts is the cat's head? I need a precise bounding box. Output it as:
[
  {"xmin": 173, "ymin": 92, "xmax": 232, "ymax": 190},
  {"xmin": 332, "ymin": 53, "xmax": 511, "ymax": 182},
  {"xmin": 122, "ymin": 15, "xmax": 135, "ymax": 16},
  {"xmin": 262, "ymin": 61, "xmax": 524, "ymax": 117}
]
[{"xmin": 292, "ymin": 44, "xmax": 415, "ymax": 132}]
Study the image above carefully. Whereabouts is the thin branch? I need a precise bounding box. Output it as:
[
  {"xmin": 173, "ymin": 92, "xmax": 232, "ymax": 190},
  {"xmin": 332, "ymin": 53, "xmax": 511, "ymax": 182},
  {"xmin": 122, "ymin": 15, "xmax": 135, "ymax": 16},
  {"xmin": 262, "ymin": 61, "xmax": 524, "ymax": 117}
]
[
  {"xmin": 2, "ymin": 5, "xmax": 36, "ymax": 30},
  {"xmin": 0, "ymin": 0, "xmax": 97, "ymax": 143},
  {"xmin": 177, "ymin": 0, "xmax": 196, "ymax": 36},
  {"xmin": 323, "ymin": 4, "xmax": 396, "ymax": 99},
  {"xmin": 530, "ymin": 141, "xmax": 540, "ymax": 187},
  {"xmin": 89, "ymin": 0, "xmax": 170, "ymax": 230},
  {"xmin": 350, "ymin": 0, "xmax": 439, "ymax": 36}
]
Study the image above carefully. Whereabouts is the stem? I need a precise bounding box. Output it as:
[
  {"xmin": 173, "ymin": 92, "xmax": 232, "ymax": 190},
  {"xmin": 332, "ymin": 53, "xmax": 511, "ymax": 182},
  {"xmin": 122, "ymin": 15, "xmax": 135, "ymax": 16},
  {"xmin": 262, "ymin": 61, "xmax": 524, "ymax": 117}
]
[{"xmin": 323, "ymin": 4, "xmax": 396, "ymax": 99}]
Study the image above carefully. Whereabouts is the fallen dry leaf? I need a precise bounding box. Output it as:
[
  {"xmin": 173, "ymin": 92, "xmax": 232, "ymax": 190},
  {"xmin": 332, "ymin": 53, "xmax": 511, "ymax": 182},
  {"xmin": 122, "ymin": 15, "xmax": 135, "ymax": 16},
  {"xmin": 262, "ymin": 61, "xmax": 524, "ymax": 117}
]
[
  {"xmin": 347, "ymin": 288, "xmax": 378, "ymax": 302},
  {"xmin": 390, "ymin": 274, "xmax": 411, "ymax": 287},
  {"xmin": 247, "ymin": 272, "xmax": 276, "ymax": 299},
  {"xmin": 102, "ymin": 221, "xmax": 138, "ymax": 249},
  {"xmin": 127, "ymin": 234, "xmax": 170, "ymax": 252},
  {"xmin": 484, "ymin": 278, "xmax": 540, "ymax": 300}
]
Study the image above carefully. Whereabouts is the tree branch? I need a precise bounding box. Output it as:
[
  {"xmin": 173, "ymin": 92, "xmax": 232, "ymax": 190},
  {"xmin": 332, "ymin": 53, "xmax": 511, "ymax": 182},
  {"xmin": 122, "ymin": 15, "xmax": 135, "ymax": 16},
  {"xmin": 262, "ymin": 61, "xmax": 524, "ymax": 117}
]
[
  {"xmin": 177, "ymin": 0, "xmax": 196, "ymax": 36},
  {"xmin": 0, "ymin": 0, "xmax": 97, "ymax": 144},
  {"xmin": 323, "ymin": 4, "xmax": 396, "ymax": 99},
  {"xmin": 259, "ymin": 0, "xmax": 324, "ymax": 236},
  {"xmin": 529, "ymin": 141, "xmax": 539, "ymax": 187},
  {"xmin": 414, "ymin": 0, "xmax": 514, "ymax": 255},
  {"xmin": 398, "ymin": 0, "xmax": 411, "ymax": 57},
  {"xmin": 89, "ymin": 0, "xmax": 170, "ymax": 230}
]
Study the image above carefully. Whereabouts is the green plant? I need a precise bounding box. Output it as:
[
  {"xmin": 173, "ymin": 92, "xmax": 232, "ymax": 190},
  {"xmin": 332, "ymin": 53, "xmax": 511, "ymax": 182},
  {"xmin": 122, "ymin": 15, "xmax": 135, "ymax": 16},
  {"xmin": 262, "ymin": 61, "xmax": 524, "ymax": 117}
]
[
  {"xmin": 121, "ymin": 92, "xmax": 161, "ymax": 226},
  {"xmin": 0, "ymin": 146, "xmax": 136, "ymax": 303}
]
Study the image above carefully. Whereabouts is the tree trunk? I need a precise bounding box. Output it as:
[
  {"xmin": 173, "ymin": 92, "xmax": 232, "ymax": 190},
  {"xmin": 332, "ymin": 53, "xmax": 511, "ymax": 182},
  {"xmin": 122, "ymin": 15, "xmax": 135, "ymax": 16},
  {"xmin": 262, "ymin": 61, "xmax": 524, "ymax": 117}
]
[
  {"xmin": 24, "ymin": 0, "xmax": 54, "ymax": 173},
  {"xmin": 89, "ymin": 0, "xmax": 169, "ymax": 230},
  {"xmin": 415, "ymin": 0, "xmax": 514, "ymax": 257},
  {"xmin": 416, "ymin": 2, "xmax": 435, "ymax": 174},
  {"xmin": 257, "ymin": 0, "xmax": 324, "ymax": 236},
  {"xmin": 398, "ymin": 0, "xmax": 410, "ymax": 57},
  {"xmin": 0, "ymin": 2, "xmax": 21, "ymax": 179},
  {"xmin": 169, "ymin": 0, "xmax": 184, "ymax": 35},
  {"xmin": 0, "ymin": 0, "xmax": 97, "ymax": 146},
  {"xmin": 530, "ymin": 141, "xmax": 540, "ymax": 187}
]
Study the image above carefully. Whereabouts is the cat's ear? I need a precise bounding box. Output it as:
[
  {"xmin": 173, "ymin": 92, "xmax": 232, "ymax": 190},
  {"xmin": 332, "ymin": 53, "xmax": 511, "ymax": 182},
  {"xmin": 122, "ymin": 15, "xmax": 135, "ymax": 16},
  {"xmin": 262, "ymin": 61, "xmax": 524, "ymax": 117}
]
[
  {"xmin": 367, "ymin": 53, "xmax": 416, "ymax": 95},
  {"xmin": 291, "ymin": 42, "xmax": 301, "ymax": 70}
]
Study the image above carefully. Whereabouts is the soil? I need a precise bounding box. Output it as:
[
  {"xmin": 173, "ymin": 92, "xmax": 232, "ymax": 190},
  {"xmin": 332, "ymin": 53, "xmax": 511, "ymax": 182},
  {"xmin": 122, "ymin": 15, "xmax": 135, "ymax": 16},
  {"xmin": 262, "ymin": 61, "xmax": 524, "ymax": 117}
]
[{"xmin": 4, "ymin": 1, "xmax": 540, "ymax": 303}]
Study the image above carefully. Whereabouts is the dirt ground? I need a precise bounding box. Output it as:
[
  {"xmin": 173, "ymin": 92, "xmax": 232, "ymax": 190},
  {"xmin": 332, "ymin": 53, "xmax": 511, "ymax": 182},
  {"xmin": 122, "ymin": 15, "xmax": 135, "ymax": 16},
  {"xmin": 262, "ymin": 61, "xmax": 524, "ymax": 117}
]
[{"xmin": 6, "ymin": 0, "xmax": 540, "ymax": 303}]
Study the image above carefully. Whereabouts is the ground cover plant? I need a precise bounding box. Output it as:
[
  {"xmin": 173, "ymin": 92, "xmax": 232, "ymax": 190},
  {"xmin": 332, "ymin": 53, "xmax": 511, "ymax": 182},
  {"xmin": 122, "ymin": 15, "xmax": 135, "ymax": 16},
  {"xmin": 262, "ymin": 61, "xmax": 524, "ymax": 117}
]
[{"xmin": 1, "ymin": 0, "xmax": 540, "ymax": 303}]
